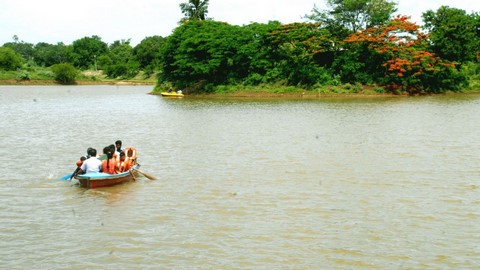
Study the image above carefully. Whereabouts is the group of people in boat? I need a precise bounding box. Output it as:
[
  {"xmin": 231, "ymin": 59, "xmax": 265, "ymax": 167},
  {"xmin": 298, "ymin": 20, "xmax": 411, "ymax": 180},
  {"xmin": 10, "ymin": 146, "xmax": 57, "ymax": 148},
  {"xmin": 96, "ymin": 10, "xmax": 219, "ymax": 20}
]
[
  {"xmin": 74, "ymin": 140, "xmax": 137, "ymax": 176},
  {"xmin": 168, "ymin": 88, "xmax": 183, "ymax": 94}
]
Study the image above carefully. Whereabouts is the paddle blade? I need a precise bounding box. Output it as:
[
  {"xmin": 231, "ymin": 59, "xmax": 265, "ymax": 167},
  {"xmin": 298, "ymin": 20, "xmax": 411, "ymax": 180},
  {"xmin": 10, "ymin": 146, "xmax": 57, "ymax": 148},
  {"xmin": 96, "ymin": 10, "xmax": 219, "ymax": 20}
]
[
  {"xmin": 137, "ymin": 170, "xmax": 157, "ymax": 180},
  {"xmin": 59, "ymin": 173, "xmax": 73, "ymax": 181}
]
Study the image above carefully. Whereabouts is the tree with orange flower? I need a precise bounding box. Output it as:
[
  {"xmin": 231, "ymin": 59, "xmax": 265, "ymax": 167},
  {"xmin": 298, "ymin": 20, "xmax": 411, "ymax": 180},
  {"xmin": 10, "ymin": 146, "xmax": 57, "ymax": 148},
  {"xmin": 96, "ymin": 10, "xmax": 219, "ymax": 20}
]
[{"xmin": 345, "ymin": 15, "xmax": 468, "ymax": 94}]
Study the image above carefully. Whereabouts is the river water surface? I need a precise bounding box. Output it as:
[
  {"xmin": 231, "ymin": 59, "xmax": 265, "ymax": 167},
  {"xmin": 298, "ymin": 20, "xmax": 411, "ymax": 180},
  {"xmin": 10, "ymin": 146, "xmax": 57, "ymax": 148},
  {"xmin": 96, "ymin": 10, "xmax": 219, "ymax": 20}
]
[{"xmin": 0, "ymin": 85, "xmax": 479, "ymax": 269}]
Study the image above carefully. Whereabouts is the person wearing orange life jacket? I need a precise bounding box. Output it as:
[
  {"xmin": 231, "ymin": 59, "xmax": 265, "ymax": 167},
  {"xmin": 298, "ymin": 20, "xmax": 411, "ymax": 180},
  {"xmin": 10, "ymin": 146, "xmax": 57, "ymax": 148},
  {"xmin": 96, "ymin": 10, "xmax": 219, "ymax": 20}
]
[
  {"xmin": 69, "ymin": 156, "xmax": 86, "ymax": 180},
  {"xmin": 101, "ymin": 146, "xmax": 117, "ymax": 174},
  {"xmin": 115, "ymin": 152, "xmax": 133, "ymax": 173},
  {"xmin": 116, "ymin": 152, "xmax": 126, "ymax": 173},
  {"xmin": 77, "ymin": 156, "xmax": 86, "ymax": 167},
  {"xmin": 124, "ymin": 147, "xmax": 137, "ymax": 165}
]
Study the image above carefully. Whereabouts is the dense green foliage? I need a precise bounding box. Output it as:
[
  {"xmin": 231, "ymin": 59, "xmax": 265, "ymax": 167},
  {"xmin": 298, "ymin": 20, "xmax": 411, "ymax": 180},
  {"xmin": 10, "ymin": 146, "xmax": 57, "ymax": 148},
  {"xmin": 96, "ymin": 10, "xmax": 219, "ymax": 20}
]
[
  {"xmin": 51, "ymin": 63, "xmax": 78, "ymax": 84},
  {"xmin": 70, "ymin": 35, "xmax": 108, "ymax": 69},
  {"xmin": 157, "ymin": 9, "xmax": 477, "ymax": 94},
  {"xmin": 0, "ymin": 34, "xmax": 161, "ymax": 80},
  {"xmin": 3, "ymin": 36, "xmax": 35, "ymax": 61},
  {"xmin": 33, "ymin": 42, "xmax": 70, "ymax": 67},
  {"xmin": 0, "ymin": 47, "xmax": 23, "ymax": 70},
  {"xmin": 132, "ymin": 36, "xmax": 165, "ymax": 75},
  {"xmin": 422, "ymin": 7, "xmax": 480, "ymax": 64},
  {"xmin": 161, "ymin": 20, "xmax": 258, "ymax": 90},
  {"xmin": 100, "ymin": 40, "xmax": 139, "ymax": 79},
  {"xmin": 1, "ymin": 1, "xmax": 478, "ymax": 93}
]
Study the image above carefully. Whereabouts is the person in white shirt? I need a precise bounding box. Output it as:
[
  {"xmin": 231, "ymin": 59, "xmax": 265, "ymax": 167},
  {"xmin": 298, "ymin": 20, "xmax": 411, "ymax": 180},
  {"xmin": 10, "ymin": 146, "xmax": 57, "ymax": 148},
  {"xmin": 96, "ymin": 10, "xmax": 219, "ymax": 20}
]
[
  {"xmin": 115, "ymin": 140, "xmax": 124, "ymax": 154},
  {"xmin": 80, "ymin": 148, "xmax": 102, "ymax": 174},
  {"xmin": 115, "ymin": 140, "xmax": 124, "ymax": 162}
]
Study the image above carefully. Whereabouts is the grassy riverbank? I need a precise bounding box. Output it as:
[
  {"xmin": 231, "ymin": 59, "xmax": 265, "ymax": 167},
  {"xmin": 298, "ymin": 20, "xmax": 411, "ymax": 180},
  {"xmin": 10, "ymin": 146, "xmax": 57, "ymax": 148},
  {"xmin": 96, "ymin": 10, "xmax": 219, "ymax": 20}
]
[
  {"xmin": 0, "ymin": 68, "xmax": 156, "ymax": 86},
  {"xmin": 152, "ymin": 78, "xmax": 480, "ymax": 98},
  {"xmin": 2, "ymin": 68, "xmax": 479, "ymax": 97}
]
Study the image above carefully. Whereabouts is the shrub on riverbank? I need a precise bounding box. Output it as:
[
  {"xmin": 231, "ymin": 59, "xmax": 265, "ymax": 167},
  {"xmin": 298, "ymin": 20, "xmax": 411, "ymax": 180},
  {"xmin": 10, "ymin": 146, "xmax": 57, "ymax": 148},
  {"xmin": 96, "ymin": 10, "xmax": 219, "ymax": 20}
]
[
  {"xmin": 0, "ymin": 47, "xmax": 22, "ymax": 70},
  {"xmin": 51, "ymin": 63, "xmax": 78, "ymax": 84}
]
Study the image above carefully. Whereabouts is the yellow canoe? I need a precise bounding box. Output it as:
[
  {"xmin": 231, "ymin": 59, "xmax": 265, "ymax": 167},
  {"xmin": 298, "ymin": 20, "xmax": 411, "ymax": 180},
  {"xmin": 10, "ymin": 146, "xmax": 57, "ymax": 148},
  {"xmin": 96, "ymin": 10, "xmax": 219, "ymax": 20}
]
[{"xmin": 161, "ymin": 91, "xmax": 184, "ymax": 97}]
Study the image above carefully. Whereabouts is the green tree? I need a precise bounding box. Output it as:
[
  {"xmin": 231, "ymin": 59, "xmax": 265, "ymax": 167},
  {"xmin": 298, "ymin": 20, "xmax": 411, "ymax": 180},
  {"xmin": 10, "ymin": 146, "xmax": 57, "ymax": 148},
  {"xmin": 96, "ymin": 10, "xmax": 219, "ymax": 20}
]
[
  {"xmin": 96, "ymin": 55, "xmax": 113, "ymax": 71},
  {"xmin": 161, "ymin": 20, "xmax": 248, "ymax": 90},
  {"xmin": 33, "ymin": 42, "xmax": 70, "ymax": 67},
  {"xmin": 0, "ymin": 47, "xmax": 23, "ymax": 70},
  {"xmin": 422, "ymin": 6, "xmax": 479, "ymax": 64},
  {"xmin": 329, "ymin": 39, "xmax": 386, "ymax": 84},
  {"xmin": 51, "ymin": 63, "xmax": 79, "ymax": 84},
  {"xmin": 263, "ymin": 23, "xmax": 335, "ymax": 85},
  {"xmin": 235, "ymin": 22, "xmax": 282, "ymax": 84},
  {"xmin": 102, "ymin": 39, "xmax": 139, "ymax": 78},
  {"xmin": 71, "ymin": 35, "xmax": 108, "ymax": 69},
  {"xmin": 180, "ymin": 0, "xmax": 209, "ymax": 21},
  {"xmin": 133, "ymin": 36, "xmax": 165, "ymax": 74},
  {"xmin": 306, "ymin": 0, "xmax": 397, "ymax": 32},
  {"xmin": 2, "ymin": 35, "xmax": 34, "ymax": 61}
]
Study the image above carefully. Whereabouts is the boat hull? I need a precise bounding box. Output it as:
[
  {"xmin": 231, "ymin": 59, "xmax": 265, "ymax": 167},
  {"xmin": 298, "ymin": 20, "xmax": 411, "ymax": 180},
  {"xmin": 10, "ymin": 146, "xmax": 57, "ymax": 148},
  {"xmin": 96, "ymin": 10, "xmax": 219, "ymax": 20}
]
[
  {"xmin": 75, "ymin": 167, "xmax": 138, "ymax": 189},
  {"xmin": 161, "ymin": 92, "xmax": 184, "ymax": 97}
]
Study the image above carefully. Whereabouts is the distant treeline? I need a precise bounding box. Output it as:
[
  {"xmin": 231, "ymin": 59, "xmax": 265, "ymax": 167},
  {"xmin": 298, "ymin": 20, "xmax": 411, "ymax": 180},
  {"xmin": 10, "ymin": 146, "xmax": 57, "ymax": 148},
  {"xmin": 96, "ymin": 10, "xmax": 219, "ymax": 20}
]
[
  {"xmin": 0, "ymin": 3, "xmax": 479, "ymax": 94},
  {"xmin": 0, "ymin": 35, "xmax": 163, "ymax": 80}
]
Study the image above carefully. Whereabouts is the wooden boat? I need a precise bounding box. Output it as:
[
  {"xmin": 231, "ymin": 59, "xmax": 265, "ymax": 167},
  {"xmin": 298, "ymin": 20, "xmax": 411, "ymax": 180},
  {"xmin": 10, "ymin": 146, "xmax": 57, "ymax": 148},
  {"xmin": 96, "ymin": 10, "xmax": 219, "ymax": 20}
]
[
  {"xmin": 161, "ymin": 91, "xmax": 184, "ymax": 97},
  {"xmin": 75, "ymin": 165, "xmax": 139, "ymax": 189}
]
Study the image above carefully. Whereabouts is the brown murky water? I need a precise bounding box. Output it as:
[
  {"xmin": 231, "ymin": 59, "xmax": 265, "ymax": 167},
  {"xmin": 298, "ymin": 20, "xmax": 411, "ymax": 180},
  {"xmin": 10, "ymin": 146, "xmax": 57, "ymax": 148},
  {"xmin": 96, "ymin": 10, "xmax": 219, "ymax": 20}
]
[{"xmin": 0, "ymin": 85, "xmax": 479, "ymax": 269}]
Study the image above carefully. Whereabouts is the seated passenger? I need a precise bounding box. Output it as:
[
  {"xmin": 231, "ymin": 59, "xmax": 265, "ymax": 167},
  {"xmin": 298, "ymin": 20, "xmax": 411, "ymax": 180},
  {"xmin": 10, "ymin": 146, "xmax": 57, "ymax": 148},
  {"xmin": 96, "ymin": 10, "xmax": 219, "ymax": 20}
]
[
  {"xmin": 107, "ymin": 144, "xmax": 117, "ymax": 161},
  {"xmin": 98, "ymin": 145, "xmax": 109, "ymax": 161},
  {"xmin": 116, "ymin": 152, "xmax": 133, "ymax": 173},
  {"xmin": 115, "ymin": 140, "xmax": 124, "ymax": 160},
  {"xmin": 101, "ymin": 146, "xmax": 117, "ymax": 174},
  {"xmin": 80, "ymin": 148, "xmax": 102, "ymax": 174},
  {"xmin": 70, "ymin": 156, "xmax": 86, "ymax": 180},
  {"xmin": 124, "ymin": 147, "xmax": 137, "ymax": 165}
]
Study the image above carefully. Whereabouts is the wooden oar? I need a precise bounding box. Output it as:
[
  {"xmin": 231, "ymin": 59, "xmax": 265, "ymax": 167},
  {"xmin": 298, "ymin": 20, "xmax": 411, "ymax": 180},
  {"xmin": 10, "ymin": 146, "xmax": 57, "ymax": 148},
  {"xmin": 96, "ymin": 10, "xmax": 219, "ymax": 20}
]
[
  {"xmin": 129, "ymin": 170, "xmax": 136, "ymax": 181},
  {"xmin": 136, "ymin": 169, "xmax": 157, "ymax": 180},
  {"xmin": 68, "ymin": 167, "xmax": 81, "ymax": 180}
]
